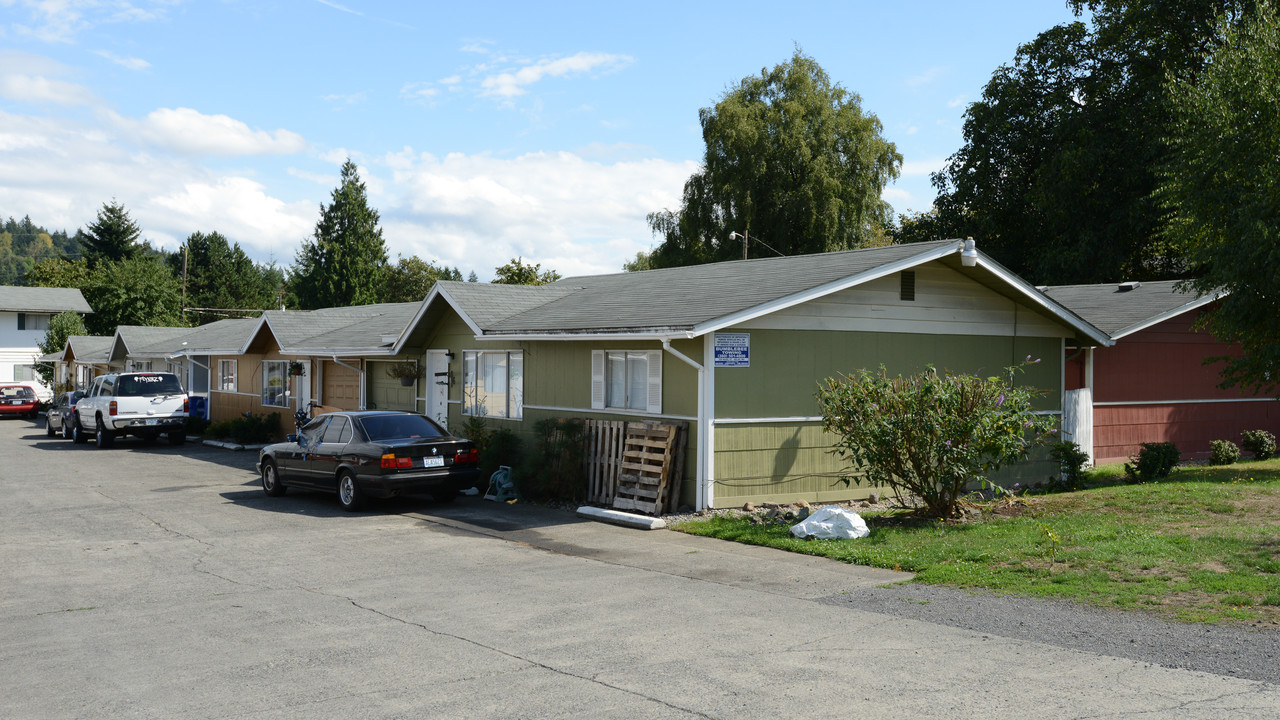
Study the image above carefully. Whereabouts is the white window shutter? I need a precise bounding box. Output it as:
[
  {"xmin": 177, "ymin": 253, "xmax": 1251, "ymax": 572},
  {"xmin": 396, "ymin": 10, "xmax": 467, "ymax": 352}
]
[
  {"xmin": 590, "ymin": 350, "xmax": 605, "ymax": 410},
  {"xmin": 646, "ymin": 350, "xmax": 662, "ymax": 414}
]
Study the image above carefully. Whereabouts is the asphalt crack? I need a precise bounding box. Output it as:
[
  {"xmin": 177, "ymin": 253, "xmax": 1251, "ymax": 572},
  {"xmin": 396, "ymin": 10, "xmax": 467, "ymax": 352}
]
[{"xmin": 303, "ymin": 586, "xmax": 715, "ymax": 719}]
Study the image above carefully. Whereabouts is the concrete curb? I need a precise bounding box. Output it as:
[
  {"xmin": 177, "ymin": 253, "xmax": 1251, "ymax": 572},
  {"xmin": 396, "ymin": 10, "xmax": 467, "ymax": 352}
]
[
  {"xmin": 576, "ymin": 505, "xmax": 667, "ymax": 530},
  {"xmin": 200, "ymin": 439, "xmax": 268, "ymax": 452}
]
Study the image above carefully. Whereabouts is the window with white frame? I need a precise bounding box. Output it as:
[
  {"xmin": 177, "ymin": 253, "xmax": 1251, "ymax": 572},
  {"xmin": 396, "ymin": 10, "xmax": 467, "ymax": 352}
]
[
  {"xmin": 218, "ymin": 360, "xmax": 237, "ymax": 391},
  {"xmin": 262, "ymin": 360, "xmax": 289, "ymax": 408},
  {"xmin": 13, "ymin": 364, "xmax": 36, "ymax": 382},
  {"xmin": 126, "ymin": 359, "xmax": 152, "ymax": 372},
  {"xmin": 462, "ymin": 350, "xmax": 523, "ymax": 419},
  {"xmin": 591, "ymin": 349, "xmax": 662, "ymax": 413}
]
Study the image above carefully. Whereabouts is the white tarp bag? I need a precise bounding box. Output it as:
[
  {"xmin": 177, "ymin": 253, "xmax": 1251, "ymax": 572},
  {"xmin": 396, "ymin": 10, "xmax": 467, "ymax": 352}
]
[{"xmin": 790, "ymin": 506, "xmax": 870, "ymax": 540}]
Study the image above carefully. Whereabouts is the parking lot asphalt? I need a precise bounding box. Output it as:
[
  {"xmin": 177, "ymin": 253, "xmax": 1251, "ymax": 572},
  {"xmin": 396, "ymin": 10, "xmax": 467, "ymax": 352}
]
[{"xmin": 3, "ymin": 416, "xmax": 1279, "ymax": 719}]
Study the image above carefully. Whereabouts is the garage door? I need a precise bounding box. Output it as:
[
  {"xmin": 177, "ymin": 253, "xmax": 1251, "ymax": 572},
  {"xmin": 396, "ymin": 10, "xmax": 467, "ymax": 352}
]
[{"xmin": 321, "ymin": 360, "xmax": 361, "ymax": 411}]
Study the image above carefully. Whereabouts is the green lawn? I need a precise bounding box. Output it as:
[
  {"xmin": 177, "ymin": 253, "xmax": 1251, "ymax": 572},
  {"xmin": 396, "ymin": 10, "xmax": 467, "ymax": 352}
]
[{"xmin": 673, "ymin": 459, "xmax": 1280, "ymax": 624}]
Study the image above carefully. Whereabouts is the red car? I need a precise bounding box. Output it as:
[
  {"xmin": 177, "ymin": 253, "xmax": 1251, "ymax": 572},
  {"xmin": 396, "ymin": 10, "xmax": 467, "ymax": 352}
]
[{"xmin": 0, "ymin": 385, "xmax": 39, "ymax": 418}]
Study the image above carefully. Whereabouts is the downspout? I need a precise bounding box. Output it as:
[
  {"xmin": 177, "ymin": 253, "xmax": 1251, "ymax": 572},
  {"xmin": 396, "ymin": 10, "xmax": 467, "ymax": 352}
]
[
  {"xmin": 331, "ymin": 356, "xmax": 365, "ymax": 409},
  {"xmin": 661, "ymin": 338, "xmax": 708, "ymax": 510}
]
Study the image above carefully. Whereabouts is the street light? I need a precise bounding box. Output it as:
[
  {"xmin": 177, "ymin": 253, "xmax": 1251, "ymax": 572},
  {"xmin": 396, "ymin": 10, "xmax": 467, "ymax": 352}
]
[{"xmin": 729, "ymin": 231, "xmax": 749, "ymax": 260}]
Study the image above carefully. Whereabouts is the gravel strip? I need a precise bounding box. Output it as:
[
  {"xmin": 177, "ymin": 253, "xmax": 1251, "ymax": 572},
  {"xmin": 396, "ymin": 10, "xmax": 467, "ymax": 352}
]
[{"xmin": 822, "ymin": 583, "xmax": 1280, "ymax": 685}]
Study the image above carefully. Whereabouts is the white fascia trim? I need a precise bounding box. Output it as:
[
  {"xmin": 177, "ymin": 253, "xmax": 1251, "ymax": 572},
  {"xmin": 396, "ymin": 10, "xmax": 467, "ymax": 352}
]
[
  {"xmin": 474, "ymin": 330, "xmax": 693, "ymax": 342},
  {"xmin": 392, "ymin": 286, "xmax": 483, "ymax": 355},
  {"xmin": 691, "ymin": 241, "xmax": 964, "ymax": 336},
  {"xmin": 976, "ymin": 257, "xmax": 1114, "ymax": 347},
  {"xmin": 1095, "ymin": 397, "xmax": 1278, "ymax": 407},
  {"xmin": 236, "ymin": 314, "xmax": 273, "ymax": 355},
  {"xmin": 285, "ymin": 348, "xmax": 396, "ymax": 358},
  {"xmin": 1110, "ymin": 290, "xmax": 1226, "ymax": 339}
]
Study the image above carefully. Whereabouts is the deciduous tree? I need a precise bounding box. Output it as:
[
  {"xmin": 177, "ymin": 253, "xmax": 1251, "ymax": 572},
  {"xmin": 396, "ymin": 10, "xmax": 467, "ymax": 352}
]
[
  {"xmin": 1158, "ymin": 1, "xmax": 1280, "ymax": 395},
  {"xmin": 381, "ymin": 255, "xmax": 462, "ymax": 302},
  {"xmin": 648, "ymin": 49, "xmax": 901, "ymax": 268},
  {"xmin": 169, "ymin": 231, "xmax": 281, "ymax": 323},
  {"xmin": 492, "ymin": 257, "xmax": 560, "ymax": 285},
  {"xmin": 923, "ymin": 0, "xmax": 1258, "ymax": 285},
  {"xmin": 35, "ymin": 311, "xmax": 87, "ymax": 387}
]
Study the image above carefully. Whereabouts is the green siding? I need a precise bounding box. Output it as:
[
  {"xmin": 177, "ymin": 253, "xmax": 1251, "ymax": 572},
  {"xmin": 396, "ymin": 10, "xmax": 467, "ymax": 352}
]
[
  {"xmin": 713, "ymin": 329, "xmax": 1061, "ymax": 419},
  {"xmin": 709, "ymin": 329, "xmax": 1063, "ymax": 507}
]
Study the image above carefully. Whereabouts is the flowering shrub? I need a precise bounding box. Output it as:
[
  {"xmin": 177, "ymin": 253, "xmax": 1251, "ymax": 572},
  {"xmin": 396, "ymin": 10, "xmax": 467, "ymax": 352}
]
[
  {"xmin": 816, "ymin": 362, "xmax": 1056, "ymax": 519},
  {"xmin": 1241, "ymin": 430, "xmax": 1277, "ymax": 460},
  {"xmin": 1210, "ymin": 439, "xmax": 1242, "ymax": 466}
]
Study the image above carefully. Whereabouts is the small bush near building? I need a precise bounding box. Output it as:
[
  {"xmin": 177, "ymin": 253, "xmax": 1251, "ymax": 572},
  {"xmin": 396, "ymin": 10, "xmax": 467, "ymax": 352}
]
[
  {"xmin": 1124, "ymin": 442, "xmax": 1181, "ymax": 482},
  {"xmin": 817, "ymin": 363, "xmax": 1055, "ymax": 519},
  {"xmin": 1242, "ymin": 430, "xmax": 1277, "ymax": 460},
  {"xmin": 1210, "ymin": 439, "xmax": 1242, "ymax": 465},
  {"xmin": 207, "ymin": 411, "xmax": 281, "ymax": 445},
  {"xmin": 518, "ymin": 418, "xmax": 587, "ymax": 500},
  {"xmin": 480, "ymin": 428, "xmax": 524, "ymax": 477},
  {"xmin": 1048, "ymin": 441, "xmax": 1090, "ymax": 491}
]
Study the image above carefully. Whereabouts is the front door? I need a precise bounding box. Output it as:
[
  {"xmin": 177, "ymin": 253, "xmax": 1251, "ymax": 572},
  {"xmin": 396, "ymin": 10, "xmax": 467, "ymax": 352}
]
[{"xmin": 426, "ymin": 349, "xmax": 449, "ymax": 429}]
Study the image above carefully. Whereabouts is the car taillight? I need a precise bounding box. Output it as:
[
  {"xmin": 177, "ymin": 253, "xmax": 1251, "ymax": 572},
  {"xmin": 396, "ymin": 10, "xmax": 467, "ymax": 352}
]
[
  {"xmin": 109, "ymin": 400, "xmax": 117, "ymax": 416},
  {"xmin": 183, "ymin": 397, "xmax": 189, "ymax": 412},
  {"xmin": 380, "ymin": 454, "xmax": 412, "ymax": 469},
  {"xmin": 454, "ymin": 448, "xmax": 479, "ymax": 464}
]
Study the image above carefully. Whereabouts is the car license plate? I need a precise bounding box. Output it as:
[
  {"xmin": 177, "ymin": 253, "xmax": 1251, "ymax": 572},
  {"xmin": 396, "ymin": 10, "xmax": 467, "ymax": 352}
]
[
  {"xmin": 146, "ymin": 419, "xmax": 158, "ymax": 426},
  {"xmin": 422, "ymin": 456, "xmax": 444, "ymax": 468}
]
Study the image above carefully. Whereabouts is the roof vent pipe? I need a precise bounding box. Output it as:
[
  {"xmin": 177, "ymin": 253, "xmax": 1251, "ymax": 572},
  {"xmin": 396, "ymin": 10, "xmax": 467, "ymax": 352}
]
[
  {"xmin": 1118, "ymin": 281, "xmax": 1141, "ymax": 292},
  {"xmin": 960, "ymin": 237, "xmax": 978, "ymax": 267}
]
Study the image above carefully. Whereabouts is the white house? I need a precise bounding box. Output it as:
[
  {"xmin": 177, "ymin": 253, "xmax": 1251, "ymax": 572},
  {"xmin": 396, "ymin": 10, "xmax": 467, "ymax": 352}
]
[{"xmin": 0, "ymin": 286, "xmax": 92, "ymax": 400}]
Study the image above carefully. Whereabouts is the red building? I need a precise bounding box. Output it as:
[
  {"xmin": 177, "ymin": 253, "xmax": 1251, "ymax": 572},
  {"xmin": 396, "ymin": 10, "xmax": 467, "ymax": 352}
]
[{"xmin": 1044, "ymin": 281, "xmax": 1280, "ymax": 464}]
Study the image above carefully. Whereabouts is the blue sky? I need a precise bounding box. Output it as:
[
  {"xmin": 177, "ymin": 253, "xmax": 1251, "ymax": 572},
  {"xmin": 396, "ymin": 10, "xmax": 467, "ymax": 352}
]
[{"xmin": 0, "ymin": 1, "xmax": 1084, "ymax": 280}]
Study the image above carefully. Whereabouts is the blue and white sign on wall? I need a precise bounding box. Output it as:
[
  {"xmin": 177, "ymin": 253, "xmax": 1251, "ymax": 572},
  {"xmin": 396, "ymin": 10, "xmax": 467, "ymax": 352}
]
[{"xmin": 713, "ymin": 332, "xmax": 750, "ymax": 367}]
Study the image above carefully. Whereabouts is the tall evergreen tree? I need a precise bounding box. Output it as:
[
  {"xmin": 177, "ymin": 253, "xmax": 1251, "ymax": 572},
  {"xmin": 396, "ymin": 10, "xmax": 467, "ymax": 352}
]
[
  {"xmin": 170, "ymin": 231, "xmax": 281, "ymax": 323},
  {"xmin": 80, "ymin": 200, "xmax": 141, "ymax": 267},
  {"xmin": 290, "ymin": 159, "xmax": 389, "ymax": 309}
]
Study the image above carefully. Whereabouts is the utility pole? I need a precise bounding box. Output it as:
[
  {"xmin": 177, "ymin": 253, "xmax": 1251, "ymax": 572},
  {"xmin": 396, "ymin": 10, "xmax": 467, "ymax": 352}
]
[
  {"xmin": 181, "ymin": 243, "xmax": 188, "ymax": 322},
  {"xmin": 730, "ymin": 230, "xmax": 749, "ymax": 260}
]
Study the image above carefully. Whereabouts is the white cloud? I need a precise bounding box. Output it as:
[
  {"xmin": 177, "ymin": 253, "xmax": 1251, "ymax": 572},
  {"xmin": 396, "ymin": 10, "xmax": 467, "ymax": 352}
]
[
  {"xmin": 374, "ymin": 149, "xmax": 697, "ymax": 278},
  {"xmin": 900, "ymin": 157, "xmax": 946, "ymax": 178},
  {"xmin": 4, "ymin": 0, "xmax": 167, "ymax": 43},
  {"xmin": 0, "ymin": 72, "xmax": 96, "ymax": 105},
  {"xmin": 133, "ymin": 107, "xmax": 307, "ymax": 156},
  {"xmin": 93, "ymin": 50, "xmax": 150, "ymax": 70},
  {"xmin": 150, "ymin": 178, "xmax": 314, "ymax": 254},
  {"xmin": 906, "ymin": 66, "xmax": 947, "ymax": 87},
  {"xmin": 400, "ymin": 82, "xmax": 439, "ymax": 103},
  {"xmin": 479, "ymin": 52, "xmax": 633, "ymax": 99},
  {"xmin": 947, "ymin": 95, "xmax": 967, "ymax": 108}
]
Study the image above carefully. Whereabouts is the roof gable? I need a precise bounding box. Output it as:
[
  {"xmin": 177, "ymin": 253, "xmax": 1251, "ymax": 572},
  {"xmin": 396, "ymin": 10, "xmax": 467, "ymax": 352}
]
[{"xmin": 397, "ymin": 239, "xmax": 1111, "ymax": 348}]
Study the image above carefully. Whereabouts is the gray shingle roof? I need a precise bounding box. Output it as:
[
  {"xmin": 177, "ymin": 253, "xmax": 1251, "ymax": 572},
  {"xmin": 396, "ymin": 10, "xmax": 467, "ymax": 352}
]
[
  {"xmin": 260, "ymin": 302, "xmax": 421, "ymax": 353},
  {"xmin": 1041, "ymin": 280, "xmax": 1216, "ymax": 338},
  {"xmin": 171, "ymin": 318, "xmax": 259, "ymax": 354},
  {"xmin": 66, "ymin": 335, "xmax": 113, "ymax": 363},
  {"xmin": 115, "ymin": 326, "xmax": 200, "ymax": 357},
  {"xmin": 439, "ymin": 240, "xmax": 959, "ymax": 335},
  {"xmin": 0, "ymin": 285, "xmax": 92, "ymax": 314}
]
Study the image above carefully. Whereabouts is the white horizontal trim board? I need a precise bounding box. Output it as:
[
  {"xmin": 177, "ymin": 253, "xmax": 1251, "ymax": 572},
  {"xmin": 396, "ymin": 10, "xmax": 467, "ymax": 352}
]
[
  {"xmin": 735, "ymin": 264, "xmax": 1068, "ymax": 338},
  {"xmin": 714, "ymin": 416, "xmax": 824, "ymax": 425},
  {"xmin": 522, "ymin": 404, "xmax": 697, "ymax": 422},
  {"xmin": 210, "ymin": 390, "xmax": 263, "ymax": 398},
  {"xmin": 1095, "ymin": 398, "xmax": 1279, "ymax": 407}
]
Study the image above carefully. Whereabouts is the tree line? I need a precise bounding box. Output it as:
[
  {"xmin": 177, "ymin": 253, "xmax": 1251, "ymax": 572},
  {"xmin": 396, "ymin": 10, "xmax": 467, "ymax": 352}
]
[{"xmin": 10, "ymin": 158, "xmax": 563, "ymax": 338}]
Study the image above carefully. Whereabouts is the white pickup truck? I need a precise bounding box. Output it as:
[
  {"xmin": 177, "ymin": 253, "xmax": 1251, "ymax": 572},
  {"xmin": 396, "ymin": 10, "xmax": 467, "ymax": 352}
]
[{"xmin": 72, "ymin": 371, "xmax": 189, "ymax": 448}]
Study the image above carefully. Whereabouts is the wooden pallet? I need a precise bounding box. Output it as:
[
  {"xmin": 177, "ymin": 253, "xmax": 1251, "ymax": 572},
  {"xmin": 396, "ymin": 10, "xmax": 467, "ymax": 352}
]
[
  {"xmin": 613, "ymin": 422, "xmax": 678, "ymax": 515},
  {"xmin": 585, "ymin": 419, "xmax": 626, "ymax": 504}
]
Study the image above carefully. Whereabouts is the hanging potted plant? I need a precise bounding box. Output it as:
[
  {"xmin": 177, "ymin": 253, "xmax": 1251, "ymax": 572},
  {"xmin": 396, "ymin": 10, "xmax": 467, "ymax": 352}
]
[
  {"xmin": 287, "ymin": 360, "xmax": 306, "ymax": 376},
  {"xmin": 386, "ymin": 360, "xmax": 424, "ymax": 387}
]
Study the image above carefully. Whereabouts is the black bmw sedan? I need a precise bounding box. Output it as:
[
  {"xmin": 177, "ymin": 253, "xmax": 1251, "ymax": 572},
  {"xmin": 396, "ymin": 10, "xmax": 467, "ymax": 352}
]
[{"xmin": 257, "ymin": 410, "xmax": 481, "ymax": 511}]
